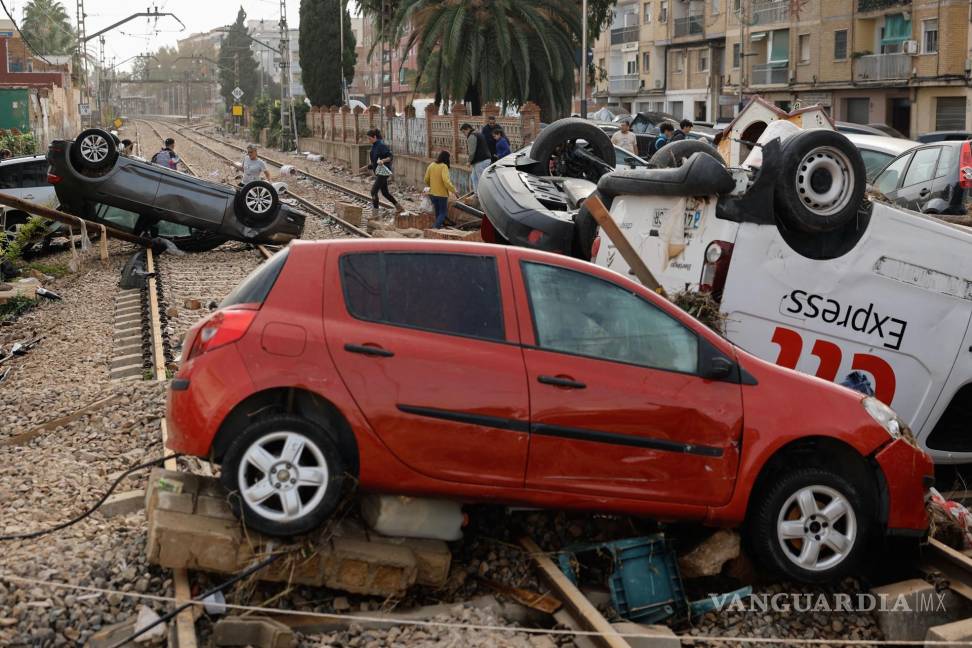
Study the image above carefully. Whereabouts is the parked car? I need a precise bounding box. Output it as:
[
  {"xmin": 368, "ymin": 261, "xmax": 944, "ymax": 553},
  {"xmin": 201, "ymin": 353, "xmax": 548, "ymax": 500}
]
[
  {"xmin": 843, "ymin": 133, "xmax": 918, "ymax": 182},
  {"xmin": 835, "ymin": 122, "xmax": 891, "ymax": 137},
  {"xmin": 47, "ymin": 128, "xmax": 305, "ymax": 252},
  {"xmin": 871, "ymin": 139, "xmax": 972, "ymax": 215},
  {"xmin": 627, "ymin": 112, "xmax": 719, "ymax": 156},
  {"xmin": 916, "ymin": 131, "xmax": 972, "ymax": 144},
  {"xmin": 0, "ymin": 154, "xmax": 57, "ymax": 233},
  {"xmin": 165, "ymin": 238, "xmax": 931, "ymax": 582},
  {"xmin": 477, "ymin": 115, "xmax": 972, "ymax": 470},
  {"xmin": 865, "ymin": 123, "xmax": 907, "ymax": 139}
]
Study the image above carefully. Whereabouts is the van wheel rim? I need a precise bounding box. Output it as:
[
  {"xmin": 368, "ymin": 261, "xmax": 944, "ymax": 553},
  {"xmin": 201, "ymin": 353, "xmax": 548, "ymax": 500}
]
[
  {"xmin": 795, "ymin": 146, "xmax": 854, "ymax": 217},
  {"xmin": 80, "ymin": 134, "xmax": 109, "ymax": 163},
  {"xmin": 245, "ymin": 187, "xmax": 273, "ymax": 214},
  {"xmin": 238, "ymin": 431, "xmax": 329, "ymax": 523},
  {"xmin": 777, "ymin": 484, "xmax": 857, "ymax": 572}
]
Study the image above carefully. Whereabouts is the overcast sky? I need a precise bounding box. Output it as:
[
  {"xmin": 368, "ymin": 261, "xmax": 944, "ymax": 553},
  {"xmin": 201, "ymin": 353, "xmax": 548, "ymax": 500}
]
[{"xmin": 12, "ymin": 0, "xmax": 360, "ymax": 71}]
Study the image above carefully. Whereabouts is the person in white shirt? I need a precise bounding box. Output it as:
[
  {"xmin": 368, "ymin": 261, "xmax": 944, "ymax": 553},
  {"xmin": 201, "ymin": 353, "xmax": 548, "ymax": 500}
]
[
  {"xmin": 242, "ymin": 144, "xmax": 272, "ymax": 184},
  {"xmin": 611, "ymin": 120, "xmax": 638, "ymax": 154}
]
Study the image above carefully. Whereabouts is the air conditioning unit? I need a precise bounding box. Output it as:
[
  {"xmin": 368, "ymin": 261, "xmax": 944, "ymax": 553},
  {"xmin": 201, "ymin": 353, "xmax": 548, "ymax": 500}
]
[
  {"xmin": 654, "ymin": 79, "xmax": 663, "ymax": 88},
  {"xmin": 904, "ymin": 40, "xmax": 919, "ymax": 55}
]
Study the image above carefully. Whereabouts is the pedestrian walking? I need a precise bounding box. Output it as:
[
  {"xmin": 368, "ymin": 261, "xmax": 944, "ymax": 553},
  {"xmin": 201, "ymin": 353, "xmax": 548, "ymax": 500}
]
[
  {"xmin": 492, "ymin": 128, "xmax": 511, "ymax": 159},
  {"xmin": 242, "ymin": 144, "xmax": 272, "ymax": 184},
  {"xmin": 671, "ymin": 119, "xmax": 693, "ymax": 143},
  {"xmin": 482, "ymin": 115, "xmax": 499, "ymax": 161},
  {"xmin": 461, "ymin": 123, "xmax": 491, "ymax": 191},
  {"xmin": 654, "ymin": 122, "xmax": 675, "ymax": 153},
  {"xmin": 424, "ymin": 150, "xmax": 457, "ymax": 229},
  {"xmin": 611, "ymin": 120, "xmax": 638, "ymax": 154},
  {"xmin": 150, "ymin": 138, "xmax": 180, "ymax": 170},
  {"xmin": 358, "ymin": 129, "xmax": 403, "ymax": 216}
]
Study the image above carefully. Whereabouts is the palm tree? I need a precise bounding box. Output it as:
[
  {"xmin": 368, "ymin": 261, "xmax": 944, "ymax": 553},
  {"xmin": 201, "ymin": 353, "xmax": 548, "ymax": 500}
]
[
  {"xmin": 362, "ymin": 0, "xmax": 582, "ymax": 120},
  {"xmin": 21, "ymin": 0, "xmax": 76, "ymax": 56}
]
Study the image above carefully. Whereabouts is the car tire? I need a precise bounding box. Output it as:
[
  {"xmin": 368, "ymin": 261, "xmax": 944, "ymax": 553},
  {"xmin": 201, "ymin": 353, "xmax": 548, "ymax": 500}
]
[
  {"xmin": 530, "ymin": 118, "xmax": 616, "ymax": 175},
  {"xmin": 748, "ymin": 466, "xmax": 872, "ymax": 583},
  {"xmin": 648, "ymin": 140, "xmax": 726, "ymax": 169},
  {"xmin": 71, "ymin": 128, "xmax": 119, "ymax": 174},
  {"xmin": 235, "ymin": 180, "xmax": 280, "ymax": 227},
  {"xmin": 221, "ymin": 415, "xmax": 348, "ymax": 537},
  {"xmin": 571, "ymin": 192, "xmax": 600, "ymax": 261},
  {"xmin": 775, "ymin": 129, "xmax": 865, "ymax": 234},
  {"xmin": 170, "ymin": 230, "xmax": 228, "ymax": 253}
]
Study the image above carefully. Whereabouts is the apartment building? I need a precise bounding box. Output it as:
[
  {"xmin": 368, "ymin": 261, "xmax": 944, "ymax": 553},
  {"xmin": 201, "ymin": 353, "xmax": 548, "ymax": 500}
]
[{"xmin": 594, "ymin": 0, "xmax": 972, "ymax": 135}]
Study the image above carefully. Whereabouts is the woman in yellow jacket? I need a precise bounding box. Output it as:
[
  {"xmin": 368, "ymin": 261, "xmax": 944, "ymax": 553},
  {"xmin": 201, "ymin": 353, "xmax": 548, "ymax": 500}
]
[{"xmin": 424, "ymin": 150, "xmax": 457, "ymax": 228}]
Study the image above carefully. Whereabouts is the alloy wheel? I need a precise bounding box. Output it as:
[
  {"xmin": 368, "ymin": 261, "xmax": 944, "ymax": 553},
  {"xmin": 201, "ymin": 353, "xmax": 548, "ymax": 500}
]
[
  {"xmin": 776, "ymin": 484, "xmax": 857, "ymax": 572},
  {"xmin": 245, "ymin": 186, "xmax": 274, "ymax": 214},
  {"xmin": 79, "ymin": 134, "xmax": 109, "ymax": 163},
  {"xmin": 237, "ymin": 431, "xmax": 329, "ymax": 523}
]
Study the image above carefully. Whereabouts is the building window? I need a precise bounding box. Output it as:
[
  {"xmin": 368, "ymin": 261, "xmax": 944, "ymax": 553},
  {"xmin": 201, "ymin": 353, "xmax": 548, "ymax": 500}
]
[
  {"xmin": 659, "ymin": 1, "xmax": 668, "ymax": 23},
  {"xmin": 398, "ymin": 67, "xmax": 406, "ymax": 84},
  {"xmin": 798, "ymin": 34, "xmax": 810, "ymax": 63},
  {"xmin": 834, "ymin": 30, "xmax": 848, "ymax": 60},
  {"xmin": 644, "ymin": 2, "xmax": 652, "ymax": 23},
  {"xmin": 769, "ymin": 29, "xmax": 789, "ymax": 63},
  {"xmin": 732, "ymin": 42, "xmax": 740, "ymax": 68},
  {"xmin": 712, "ymin": 0, "xmax": 720, "ymax": 14},
  {"xmin": 627, "ymin": 57, "xmax": 640, "ymax": 74},
  {"xmin": 936, "ymin": 97, "xmax": 967, "ymax": 131},
  {"xmin": 643, "ymin": 51, "xmax": 651, "ymax": 72},
  {"xmin": 845, "ymin": 97, "xmax": 869, "ymax": 124},
  {"xmin": 674, "ymin": 50, "xmax": 684, "ymax": 72},
  {"xmin": 698, "ymin": 51, "xmax": 708, "ymax": 72},
  {"xmin": 670, "ymin": 100, "xmax": 684, "ymax": 119},
  {"xmin": 733, "ymin": 0, "xmax": 741, "ymax": 12},
  {"xmin": 922, "ymin": 19, "xmax": 938, "ymax": 54}
]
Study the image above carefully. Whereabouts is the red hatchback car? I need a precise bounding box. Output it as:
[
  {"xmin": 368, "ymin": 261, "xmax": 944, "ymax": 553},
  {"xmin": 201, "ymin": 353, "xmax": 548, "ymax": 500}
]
[{"xmin": 166, "ymin": 239, "xmax": 932, "ymax": 582}]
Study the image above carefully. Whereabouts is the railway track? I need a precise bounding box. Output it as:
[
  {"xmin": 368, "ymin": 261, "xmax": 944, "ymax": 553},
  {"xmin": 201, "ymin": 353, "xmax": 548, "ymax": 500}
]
[{"xmin": 140, "ymin": 119, "xmax": 371, "ymax": 239}]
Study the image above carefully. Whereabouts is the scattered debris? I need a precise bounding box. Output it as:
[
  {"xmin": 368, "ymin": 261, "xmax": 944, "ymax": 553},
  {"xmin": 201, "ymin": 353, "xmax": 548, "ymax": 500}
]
[
  {"xmin": 929, "ymin": 487, "xmax": 972, "ymax": 549},
  {"xmin": 213, "ymin": 616, "xmax": 295, "ymax": 648},
  {"xmin": 677, "ymin": 529, "xmax": 741, "ymax": 579},
  {"xmin": 183, "ymin": 298, "xmax": 202, "ymax": 310},
  {"xmin": 35, "ymin": 287, "xmax": 61, "ymax": 300}
]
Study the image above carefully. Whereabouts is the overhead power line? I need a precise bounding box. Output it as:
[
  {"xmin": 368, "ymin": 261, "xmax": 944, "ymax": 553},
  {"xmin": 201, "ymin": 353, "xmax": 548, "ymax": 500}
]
[{"xmin": 0, "ymin": 0, "xmax": 53, "ymax": 64}]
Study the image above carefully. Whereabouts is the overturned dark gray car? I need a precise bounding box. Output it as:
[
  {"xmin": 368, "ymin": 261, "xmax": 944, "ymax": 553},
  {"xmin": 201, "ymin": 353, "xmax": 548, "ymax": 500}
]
[{"xmin": 47, "ymin": 128, "xmax": 305, "ymax": 252}]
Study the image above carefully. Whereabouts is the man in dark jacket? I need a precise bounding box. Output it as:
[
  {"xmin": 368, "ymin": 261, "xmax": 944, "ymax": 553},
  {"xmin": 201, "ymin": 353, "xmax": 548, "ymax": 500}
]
[
  {"xmin": 461, "ymin": 123, "xmax": 492, "ymax": 190},
  {"xmin": 670, "ymin": 118, "xmax": 693, "ymax": 143},
  {"xmin": 481, "ymin": 115, "xmax": 499, "ymax": 161}
]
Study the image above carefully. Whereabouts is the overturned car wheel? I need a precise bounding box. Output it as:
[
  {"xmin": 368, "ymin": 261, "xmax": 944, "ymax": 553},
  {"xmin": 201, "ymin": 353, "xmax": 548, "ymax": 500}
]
[
  {"xmin": 648, "ymin": 139, "xmax": 725, "ymax": 169},
  {"xmin": 71, "ymin": 128, "xmax": 118, "ymax": 174},
  {"xmin": 235, "ymin": 181, "xmax": 280, "ymax": 227},
  {"xmin": 775, "ymin": 129, "xmax": 865, "ymax": 234},
  {"xmin": 530, "ymin": 118, "xmax": 616, "ymax": 179}
]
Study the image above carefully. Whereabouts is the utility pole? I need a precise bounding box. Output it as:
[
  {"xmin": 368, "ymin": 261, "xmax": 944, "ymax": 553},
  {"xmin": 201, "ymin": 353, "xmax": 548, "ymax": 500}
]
[
  {"xmin": 581, "ymin": 0, "xmax": 588, "ymax": 118},
  {"xmin": 76, "ymin": 0, "xmax": 88, "ymax": 126},
  {"xmin": 235, "ymin": 52, "xmax": 240, "ymax": 134},
  {"xmin": 379, "ymin": 0, "xmax": 387, "ymax": 117},
  {"xmin": 737, "ymin": 0, "xmax": 747, "ymax": 115},
  {"xmin": 339, "ymin": 0, "xmax": 346, "ymax": 105},
  {"xmin": 97, "ymin": 35, "xmax": 105, "ymax": 124},
  {"xmin": 279, "ymin": 0, "xmax": 293, "ymax": 152},
  {"xmin": 185, "ymin": 70, "xmax": 191, "ymax": 122}
]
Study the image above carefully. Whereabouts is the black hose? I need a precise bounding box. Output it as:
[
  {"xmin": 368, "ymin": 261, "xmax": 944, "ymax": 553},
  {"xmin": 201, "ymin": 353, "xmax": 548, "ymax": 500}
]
[
  {"xmin": 108, "ymin": 550, "xmax": 283, "ymax": 648},
  {"xmin": 0, "ymin": 453, "xmax": 182, "ymax": 542}
]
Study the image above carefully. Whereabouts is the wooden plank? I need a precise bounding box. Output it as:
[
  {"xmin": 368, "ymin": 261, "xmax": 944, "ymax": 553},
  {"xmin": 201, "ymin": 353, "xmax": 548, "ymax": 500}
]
[
  {"xmin": 918, "ymin": 558, "xmax": 972, "ymax": 602},
  {"xmin": 929, "ymin": 537, "xmax": 972, "ymax": 574},
  {"xmin": 0, "ymin": 394, "xmax": 119, "ymax": 448},
  {"xmin": 0, "ymin": 191, "xmax": 150, "ymax": 246},
  {"xmin": 583, "ymin": 196, "xmax": 666, "ymax": 296},
  {"xmin": 519, "ymin": 537, "xmax": 631, "ymax": 648}
]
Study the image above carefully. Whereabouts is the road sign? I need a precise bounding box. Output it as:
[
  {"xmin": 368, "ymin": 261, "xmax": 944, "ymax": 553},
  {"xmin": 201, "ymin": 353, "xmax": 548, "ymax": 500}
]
[
  {"xmin": 231, "ymin": 87, "xmax": 244, "ymax": 101},
  {"xmin": 232, "ymin": 104, "xmax": 243, "ymax": 117},
  {"xmin": 113, "ymin": 117, "xmax": 123, "ymax": 129},
  {"xmin": 78, "ymin": 103, "xmax": 90, "ymax": 116}
]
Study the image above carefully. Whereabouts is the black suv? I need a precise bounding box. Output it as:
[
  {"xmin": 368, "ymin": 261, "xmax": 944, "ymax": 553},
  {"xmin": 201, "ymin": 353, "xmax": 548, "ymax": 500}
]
[
  {"xmin": 871, "ymin": 139, "xmax": 972, "ymax": 216},
  {"xmin": 47, "ymin": 129, "xmax": 305, "ymax": 252}
]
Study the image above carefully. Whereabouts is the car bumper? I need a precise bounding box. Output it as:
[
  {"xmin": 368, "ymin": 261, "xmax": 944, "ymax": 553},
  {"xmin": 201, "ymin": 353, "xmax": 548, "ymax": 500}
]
[
  {"xmin": 875, "ymin": 438, "xmax": 934, "ymax": 533},
  {"xmin": 165, "ymin": 345, "xmax": 254, "ymax": 457}
]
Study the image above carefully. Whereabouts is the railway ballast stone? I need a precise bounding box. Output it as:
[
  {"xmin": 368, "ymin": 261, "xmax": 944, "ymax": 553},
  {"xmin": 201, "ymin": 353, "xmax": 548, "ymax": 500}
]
[
  {"xmin": 144, "ymin": 469, "xmax": 451, "ymax": 596},
  {"xmin": 870, "ymin": 579, "xmax": 969, "ymax": 642}
]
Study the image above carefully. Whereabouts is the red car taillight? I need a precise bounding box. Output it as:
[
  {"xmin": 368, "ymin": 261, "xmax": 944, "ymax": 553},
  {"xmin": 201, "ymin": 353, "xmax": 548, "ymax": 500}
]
[
  {"xmin": 47, "ymin": 173, "xmax": 61, "ymax": 184},
  {"xmin": 959, "ymin": 141, "xmax": 972, "ymax": 190},
  {"xmin": 699, "ymin": 240, "xmax": 734, "ymax": 301},
  {"xmin": 527, "ymin": 229, "xmax": 544, "ymax": 245},
  {"xmin": 186, "ymin": 307, "xmax": 257, "ymax": 361}
]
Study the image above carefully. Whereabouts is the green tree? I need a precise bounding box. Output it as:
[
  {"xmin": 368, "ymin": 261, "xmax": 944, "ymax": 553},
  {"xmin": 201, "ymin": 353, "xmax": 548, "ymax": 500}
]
[
  {"xmin": 299, "ymin": 0, "xmax": 356, "ymax": 107},
  {"xmin": 217, "ymin": 7, "xmax": 260, "ymax": 110},
  {"xmin": 21, "ymin": 0, "xmax": 76, "ymax": 55}
]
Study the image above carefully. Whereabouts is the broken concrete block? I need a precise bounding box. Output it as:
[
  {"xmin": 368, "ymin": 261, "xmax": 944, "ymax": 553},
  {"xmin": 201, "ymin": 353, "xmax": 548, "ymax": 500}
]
[
  {"xmin": 379, "ymin": 536, "xmax": 451, "ymax": 587},
  {"xmin": 926, "ymin": 616, "xmax": 972, "ymax": 645},
  {"xmin": 213, "ymin": 616, "xmax": 295, "ymax": 648},
  {"xmin": 165, "ymin": 306, "xmax": 179, "ymax": 318},
  {"xmin": 370, "ymin": 229, "xmax": 406, "ymax": 238},
  {"xmin": 396, "ymin": 227, "xmax": 425, "ymax": 238},
  {"xmin": 147, "ymin": 510, "xmax": 243, "ymax": 573},
  {"xmin": 98, "ymin": 489, "xmax": 146, "ymax": 519},
  {"xmin": 85, "ymin": 618, "xmax": 137, "ymax": 648},
  {"xmin": 678, "ymin": 529, "xmax": 740, "ymax": 578},
  {"xmin": 183, "ymin": 298, "xmax": 201, "ymax": 310},
  {"xmin": 156, "ymin": 490, "xmax": 194, "ymax": 515},
  {"xmin": 611, "ymin": 622, "xmax": 680, "ymax": 648},
  {"xmin": 323, "ymin": 535, "xmax": 418, "ymax": 596},
  {"xmin": 335, "ymin": 202, "xmax": 364, "ymax": 227},
  {"xmin": 196, "ymin": 494, "xmax": 236, "ymax": 520},
  {"xmin": 871, "ymin": 579, "xmax": 968, "ymax": 642},
  {"xmin": 0, "ymin": 278, "xmax": 40, "ymax": 305},
  {"xmin": 422, "ymin": 227, "xmax": 482, "ymax": 242}
]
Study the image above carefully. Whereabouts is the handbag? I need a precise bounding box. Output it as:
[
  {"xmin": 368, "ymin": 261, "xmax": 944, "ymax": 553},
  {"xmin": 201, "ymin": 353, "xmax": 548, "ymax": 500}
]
[{"xmin": 375, "ymin": 162, "xmax": 392, "ymax": 177}]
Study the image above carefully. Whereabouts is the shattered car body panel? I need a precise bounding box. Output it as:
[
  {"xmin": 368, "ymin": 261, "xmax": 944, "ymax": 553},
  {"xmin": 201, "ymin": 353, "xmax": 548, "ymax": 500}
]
[{"xmin": 47, "ymin": 139, "xmax": 305, "ymax": 245}]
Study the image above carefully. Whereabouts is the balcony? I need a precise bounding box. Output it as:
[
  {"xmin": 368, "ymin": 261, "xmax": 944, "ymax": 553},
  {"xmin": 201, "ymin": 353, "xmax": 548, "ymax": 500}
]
[
  {"xmin": 853, "ymin": 53, "xmax": 911, "ymax": 81},
  {"xmin": 750, "ymin": 0, "xmax": 789, "ymax": 26},
  {"xmin": 610, "ymin": 25, "xmax": 640, "ymax": 45},
  {"xmin": 609, "ymin": 74, "xmax": 642, "ymax": 95},
  {"xmin": 751, "ymin": 62, "xmax": 789, "ymax": 85},
  {"xmin": 673, "ymin": 14, "xmax": 704, "ymax": 38},
  {"xmin": 857, "ymin": 0, "xmax": 910, "ymax": 12}
]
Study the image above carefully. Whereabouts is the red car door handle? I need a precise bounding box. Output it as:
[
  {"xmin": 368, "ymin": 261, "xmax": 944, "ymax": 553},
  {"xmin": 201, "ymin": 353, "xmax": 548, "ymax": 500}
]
[
  {"xmin": 538, "ymin": 374, "xmax": 586, "ymax": 389},
  {"xmin": 344, "ymin": 343, "xmax": 394, "ymax": 358}
]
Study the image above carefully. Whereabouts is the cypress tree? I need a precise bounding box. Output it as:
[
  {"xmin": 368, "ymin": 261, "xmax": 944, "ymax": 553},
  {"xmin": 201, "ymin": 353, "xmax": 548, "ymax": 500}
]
[
  {"xmin": 300, "ymin": 0, "xmax": 357, "ymax": 107},
  {"xmin": 217, "ymin": 8, "xmax": 261, "ymax": 110}
]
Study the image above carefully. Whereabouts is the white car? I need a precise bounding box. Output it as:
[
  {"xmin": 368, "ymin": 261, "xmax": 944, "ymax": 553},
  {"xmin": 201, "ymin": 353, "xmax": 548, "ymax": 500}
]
[
  {"xmin": 0, "ymin": 155, "xmax": 57, "ymax": 233},
  {"xmin": 843, "ymin": 133, "xmax": 918, "ymax": 182}
]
